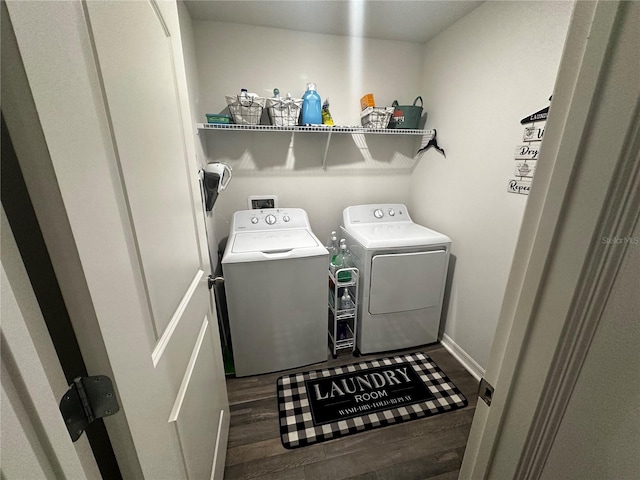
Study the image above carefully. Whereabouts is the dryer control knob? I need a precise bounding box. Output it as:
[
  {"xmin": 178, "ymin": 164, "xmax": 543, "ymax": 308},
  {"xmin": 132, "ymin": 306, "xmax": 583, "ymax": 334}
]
[
  {"xmin": 374, "ymin": 209, "xmax": 384, "ymax": 219},
  {"xmin": 283, "ymin": 215, "xmax": 290, "ymax": 222},
  {"xmin": 265, "ymin": 214, "xmax": 277, "ymax": 225},
  {"xmin": 388, "ymin": 209, "xmax": 395, "ymax": 216},
  {"xmin": 251, "ymin": 216, "xmax": 259, "ymax": 224}
]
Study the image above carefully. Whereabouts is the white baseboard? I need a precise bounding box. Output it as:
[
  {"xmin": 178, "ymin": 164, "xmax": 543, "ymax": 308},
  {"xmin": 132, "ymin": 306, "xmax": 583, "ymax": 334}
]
[{"xmin": 440, "ymin": 333, "xmax": 485, "ymax": 382}]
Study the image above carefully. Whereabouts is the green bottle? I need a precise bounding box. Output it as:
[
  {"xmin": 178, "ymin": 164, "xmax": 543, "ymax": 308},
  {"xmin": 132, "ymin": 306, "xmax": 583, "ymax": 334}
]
[{"xmin": 335, "ymin": 244, "xmax": 352, "ymax": 282}]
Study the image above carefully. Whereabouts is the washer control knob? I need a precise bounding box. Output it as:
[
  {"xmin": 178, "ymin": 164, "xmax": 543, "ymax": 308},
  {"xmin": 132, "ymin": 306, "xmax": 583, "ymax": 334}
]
[
  {"xmin": 251, "ymin": 216, "xmax": 259, "ymax": 224},
  {"xmin": 388, "ymin": 209, "xmax": 395, "ymax": 216},
  {"xmin": 283, "ymin": 215, "xmax": 290, "ymax": 222},
  {"xmin": 265, "ymin": 214, "xmax": 277, "ymax": 225},
  {"xmin": 374, "ymin": 209, "xmax": 384, "ymax": 219}
]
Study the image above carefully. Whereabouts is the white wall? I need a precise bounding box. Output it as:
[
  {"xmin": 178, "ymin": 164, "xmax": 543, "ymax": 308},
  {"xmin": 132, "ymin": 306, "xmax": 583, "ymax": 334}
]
[
  {"xmin": 410, "ymin": 1, "xmax": 574, "ymax": 368},
  {"xmin": 208, "ymin": 174, "xmax": 412, "ymax": 246},
  {"xmin": 194, "ymin": 21, "xmax": 424, "ymax": 126},
  {"xmin": 191, "ymin": 21, "xmax": 424, "ymax": 243}
]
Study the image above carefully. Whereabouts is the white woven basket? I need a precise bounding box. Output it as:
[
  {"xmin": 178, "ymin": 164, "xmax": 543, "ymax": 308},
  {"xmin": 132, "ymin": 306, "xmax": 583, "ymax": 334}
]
[
  {"xmin": 360, "ymin": 106, "xmax": 395, "ymax": 129},
  {"xmin": 225, "ymin": 95, "xmax": 266, "ymax": 125}
]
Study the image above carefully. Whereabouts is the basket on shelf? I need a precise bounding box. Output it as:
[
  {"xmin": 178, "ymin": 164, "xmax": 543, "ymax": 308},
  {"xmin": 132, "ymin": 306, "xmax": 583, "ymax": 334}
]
[
  {"xmin": 360, "ymin": 106, "xmax": 395, "ymax": 129},
  {"xmin": 388, "ymin": 96, "xmax": 423, "ymax": 129},
  {"xmin": 266, "ymin": 97, "xmax": 303, "ymax": 127},
  {"xmin": 225, "ymin": 94, "xmax": 266, "ymax": 125}
]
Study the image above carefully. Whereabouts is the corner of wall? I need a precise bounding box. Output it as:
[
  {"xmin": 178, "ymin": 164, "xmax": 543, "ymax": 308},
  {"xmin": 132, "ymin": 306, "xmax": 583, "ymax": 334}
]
[{"xmin": 440, "ymin": 332, "xmax": 485, "ymax": 381}]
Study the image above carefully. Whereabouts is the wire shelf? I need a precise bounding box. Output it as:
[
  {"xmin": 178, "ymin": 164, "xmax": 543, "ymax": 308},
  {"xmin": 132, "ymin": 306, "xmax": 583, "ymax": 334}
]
[{"xmin": 197, "ymin": 123, "xmax": 432, "ymax": 136}]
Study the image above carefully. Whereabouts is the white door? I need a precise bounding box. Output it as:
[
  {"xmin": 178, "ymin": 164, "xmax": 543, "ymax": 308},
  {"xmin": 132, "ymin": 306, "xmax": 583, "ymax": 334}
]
[{"xmin": 5, "ymin": 1, "xmax": 229, "ymax": 479}]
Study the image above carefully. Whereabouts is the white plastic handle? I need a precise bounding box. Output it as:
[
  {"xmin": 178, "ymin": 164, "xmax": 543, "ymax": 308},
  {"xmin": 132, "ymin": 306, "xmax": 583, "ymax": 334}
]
[
  {"xmin": 218, "ymin": 163, "xmax": 232, "ymax": 192},
  {"xmin": 261, "ymin": 249, "xmax": 293, "ymax": 258}
]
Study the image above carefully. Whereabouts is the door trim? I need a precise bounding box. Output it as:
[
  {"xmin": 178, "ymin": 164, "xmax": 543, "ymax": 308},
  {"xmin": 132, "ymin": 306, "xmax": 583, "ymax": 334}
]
[
  {"xmin": 152, "ymin": 269, "xmax": 205, "ymax": 366},
  {"xmin": 1, "ymin": 207, "xmax": 101, "ymax": 479},
  {"xmin": 516, "ymin": 84, "xmax": 640, "ymax": 479}
]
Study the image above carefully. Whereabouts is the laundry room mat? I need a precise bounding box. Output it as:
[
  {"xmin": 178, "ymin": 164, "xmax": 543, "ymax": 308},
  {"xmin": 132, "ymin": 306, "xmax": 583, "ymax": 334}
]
[{"xmin": 276, "ymin": 352, "xmax": 467, "ymax": 449}]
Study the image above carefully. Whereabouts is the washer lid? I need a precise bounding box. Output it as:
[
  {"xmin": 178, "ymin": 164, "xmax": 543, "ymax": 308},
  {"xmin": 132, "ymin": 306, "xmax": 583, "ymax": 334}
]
[
  {"xmin": 345, "ymin": 222, "xmax": 451, "ymax": 249},
  {"xmin": 222, "ymin": 228, "xmax": 328, "ymax": 263},
  {"xmin": 232, "ymin": 229, "xmax": 319, "ymax": 253}
]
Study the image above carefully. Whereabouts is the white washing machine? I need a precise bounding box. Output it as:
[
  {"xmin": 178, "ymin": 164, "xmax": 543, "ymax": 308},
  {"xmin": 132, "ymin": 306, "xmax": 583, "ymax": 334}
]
[
  {"xmin": 222, "ymin": 208, "xmax": 328, "ymax": 377},
  {"xmin": 341, "ymin": 204, "xmax": 451, "ymax": 354}
]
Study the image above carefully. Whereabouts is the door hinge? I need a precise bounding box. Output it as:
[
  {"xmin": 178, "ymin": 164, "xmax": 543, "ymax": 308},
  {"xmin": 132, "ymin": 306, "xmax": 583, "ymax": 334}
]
[
  {"xmin": 59, "ymin": 375, "xmax": 119, "ymax": 442},
  {"xmin": 479, "ymin": 377, "xmax": 495, "ymax": 407}
]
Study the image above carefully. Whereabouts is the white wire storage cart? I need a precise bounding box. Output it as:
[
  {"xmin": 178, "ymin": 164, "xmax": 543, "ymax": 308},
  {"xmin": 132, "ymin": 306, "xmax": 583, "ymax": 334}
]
[{"xmin": 328, "ymin": 267, "xmax": 359, "ymax": 358}]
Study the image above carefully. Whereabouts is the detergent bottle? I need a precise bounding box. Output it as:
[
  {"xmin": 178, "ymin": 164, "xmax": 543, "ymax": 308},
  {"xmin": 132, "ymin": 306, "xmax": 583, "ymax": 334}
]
[{"xmin": 301, "ymin": 83, "xmax": 322, "ymax": 125}]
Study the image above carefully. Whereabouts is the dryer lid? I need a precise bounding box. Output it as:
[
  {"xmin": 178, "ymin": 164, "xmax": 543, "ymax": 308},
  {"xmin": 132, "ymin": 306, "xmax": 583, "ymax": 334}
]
[{"xmin": 344, "ymin": 223, "xmax": 450, "ymax": 249}]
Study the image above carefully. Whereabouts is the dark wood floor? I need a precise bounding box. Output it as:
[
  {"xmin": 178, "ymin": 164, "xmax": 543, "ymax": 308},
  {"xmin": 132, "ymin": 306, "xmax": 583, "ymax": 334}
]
[{"xmin": 223, "ymin": 344, "xmax": 479, "ymax": 480}]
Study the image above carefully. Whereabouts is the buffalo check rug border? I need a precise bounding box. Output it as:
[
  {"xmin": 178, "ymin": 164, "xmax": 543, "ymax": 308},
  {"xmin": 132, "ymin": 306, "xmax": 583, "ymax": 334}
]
[{"xmin": 276, "ymin": 351, "xmax": 468, "ymax": 449}]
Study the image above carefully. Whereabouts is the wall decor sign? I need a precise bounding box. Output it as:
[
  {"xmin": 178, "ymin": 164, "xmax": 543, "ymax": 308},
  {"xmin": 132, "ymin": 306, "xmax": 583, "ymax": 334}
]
[
  {"xmin": 523, "ymin": 127, "xmax": 544, "ymax": 142},
  {"xmin": 508, "ymin": 178, "xmax": 532, "ymax": 195},
  {"xmin": 521, "ymin": 97, "xmax": 551, "ymax": 124},
  {"xmin": 514, "ymin": 143, "xmax": 540, "ymax": 160},
  {"xmin": 520, "ymin": 105, "xmax": 549, "ymax": 124},
  {"xmin": 515, "ymin": 161, "xmax": 536, "ymax": 178},
  {"xmin": 510, "ymin": 100, "xmax": 550, "ymax": 195}
]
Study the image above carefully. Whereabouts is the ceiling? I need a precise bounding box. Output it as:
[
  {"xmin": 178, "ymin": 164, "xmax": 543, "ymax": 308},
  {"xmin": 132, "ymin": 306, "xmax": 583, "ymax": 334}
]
[{"xmin": 183, "ymin": 1, "xmax": 484, "ymax": 44}]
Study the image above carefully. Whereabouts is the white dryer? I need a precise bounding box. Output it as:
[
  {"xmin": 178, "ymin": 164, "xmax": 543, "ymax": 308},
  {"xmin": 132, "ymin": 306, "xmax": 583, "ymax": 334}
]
[
  {"xmin": 341, "ymin": 204, "xmax": 451, "ymax": 354},
  {"xmin": 222, "ymin": 208, "xmax": 328, "ymax": 376}
]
